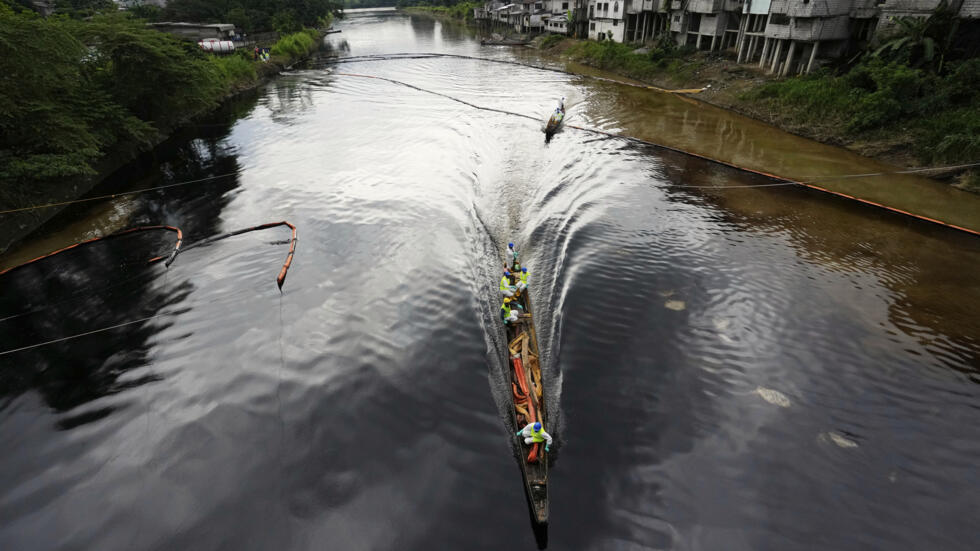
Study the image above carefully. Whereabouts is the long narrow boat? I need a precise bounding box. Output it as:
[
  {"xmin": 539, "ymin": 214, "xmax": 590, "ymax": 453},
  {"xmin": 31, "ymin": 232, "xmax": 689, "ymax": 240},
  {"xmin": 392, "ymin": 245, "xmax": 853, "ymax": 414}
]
[{"xmin": 502, "ymin": 265, "xmax": 549, "ymax": 524}]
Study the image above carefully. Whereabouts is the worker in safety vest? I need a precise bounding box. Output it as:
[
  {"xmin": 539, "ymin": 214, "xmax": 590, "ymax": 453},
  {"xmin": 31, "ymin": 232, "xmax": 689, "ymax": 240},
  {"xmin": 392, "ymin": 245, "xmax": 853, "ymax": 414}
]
[
  {"xmin": 507, "ymin": 242, "xmax": 519, "ymax": 270},
  {"xmin": 516, "ymin": 421, "xmax": 552, "ymax": 452},
  {"xmin": 516, "ymin": 267, "xmax": 528, "ymax": 293},
  {"xmin": 500, "ymin": 297, "xmax": 521, "ymax": 324},
  {"xmin": 500, "ymin": 270, "xmax": 516, "ymax": 298}
]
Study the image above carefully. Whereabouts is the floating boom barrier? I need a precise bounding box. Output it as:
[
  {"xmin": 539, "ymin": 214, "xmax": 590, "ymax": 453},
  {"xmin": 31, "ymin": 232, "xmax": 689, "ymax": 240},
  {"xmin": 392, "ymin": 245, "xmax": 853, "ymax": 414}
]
[{"xmin": 0, "ymin": 221, "xmax": 297, "ymax": 289}]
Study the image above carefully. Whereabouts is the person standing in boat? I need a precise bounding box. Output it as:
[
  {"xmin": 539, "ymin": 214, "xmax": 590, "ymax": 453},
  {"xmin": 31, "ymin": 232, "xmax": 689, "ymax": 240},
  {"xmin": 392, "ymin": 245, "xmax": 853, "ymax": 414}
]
[
  {"xmin": 515, "ymin": 267, "xmax": 529, "ymax": 293},
  {"xmin": 500, "ymin": 297, "xmax": 522, "ymax": 324},
  {"xmin": 516, "ymin": 421, "xmax": 552, "ymax": 452},
  {"xmin": 507, "ymin": 242, "xmax": 519, "ymax": 270},
  {"xmin": 500, "ymin": 270, "xmax": 516, "ymax": 298}
]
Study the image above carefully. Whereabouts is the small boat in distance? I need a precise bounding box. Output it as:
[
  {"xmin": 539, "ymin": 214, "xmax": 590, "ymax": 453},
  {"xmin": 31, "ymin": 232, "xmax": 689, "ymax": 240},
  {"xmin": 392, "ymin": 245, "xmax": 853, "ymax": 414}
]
[
  {"xmin": 545, "ymin": 97, "xmax": 565, "ymax": 140},
  {"xmin": 501, "ymin": 263, "xmax": 549, "ymax": 524}
]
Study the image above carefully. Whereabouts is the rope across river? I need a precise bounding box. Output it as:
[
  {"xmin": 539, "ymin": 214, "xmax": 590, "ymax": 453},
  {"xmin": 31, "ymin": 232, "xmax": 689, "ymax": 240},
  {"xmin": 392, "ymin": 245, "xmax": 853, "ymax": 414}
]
[
  {"xmin": 0, "ymin": 52, "xmax": 976, "ymax": 236},
  {"xmin": 329, "ymin": 70, "xmax": 980, "ymax": 237}
]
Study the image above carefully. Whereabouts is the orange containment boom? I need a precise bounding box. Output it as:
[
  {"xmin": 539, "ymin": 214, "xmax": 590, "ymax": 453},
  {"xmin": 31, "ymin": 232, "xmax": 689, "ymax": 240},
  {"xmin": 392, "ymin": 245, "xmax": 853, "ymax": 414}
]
[
  {"xmin": 0, "ymin": 225, "xmax": 183, "ymax": 276},
  {"xmin": 175, "ymin": 221, "xmax": 298, "ymax": 290}
]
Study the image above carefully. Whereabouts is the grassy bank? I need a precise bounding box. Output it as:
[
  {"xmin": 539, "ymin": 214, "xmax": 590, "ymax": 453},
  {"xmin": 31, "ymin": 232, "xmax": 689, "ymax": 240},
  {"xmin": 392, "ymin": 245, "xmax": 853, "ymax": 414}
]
[
  {"xmin": 738, "ymin": 60, "xmax": 980, "ymax": 189},
  {"xmin": 400, "ymin": 2, "xmax": 481, "ymax": 23},
  {"xmin": 540, "ymin": 36, "xmax": 980, "ymax": 190},
  {"xmin": 557, "ymin": 37, "xmax": 705, "ymax": 85}
]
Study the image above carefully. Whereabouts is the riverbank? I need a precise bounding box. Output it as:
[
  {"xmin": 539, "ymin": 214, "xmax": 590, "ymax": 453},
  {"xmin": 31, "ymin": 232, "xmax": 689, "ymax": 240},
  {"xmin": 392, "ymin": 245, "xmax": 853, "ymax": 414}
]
[
  {"xmin": 535, "ymin": 36, "xmax": 979, "ymax": 193},
  {"xmin": 399, "ymin": 3, "xmax": 480, "ymax": 23},
  {"xmin": 0, "ymin": 18, "xmax": 325, "ymax": 254}
]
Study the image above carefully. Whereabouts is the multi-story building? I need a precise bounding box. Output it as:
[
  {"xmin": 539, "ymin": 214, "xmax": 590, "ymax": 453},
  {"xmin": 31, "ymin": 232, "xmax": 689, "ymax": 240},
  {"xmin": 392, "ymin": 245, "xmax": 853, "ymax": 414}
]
[
  {"xmin": 622, "ymin": 0, "xmax": 671, "ymax": 43},
  {"xmin": 479, "ymin": 0, "xmax": 979, "ymax": 73},
  {"xmin": 588, "ymin": 0, "xmax": 627, "ymax": 41}
]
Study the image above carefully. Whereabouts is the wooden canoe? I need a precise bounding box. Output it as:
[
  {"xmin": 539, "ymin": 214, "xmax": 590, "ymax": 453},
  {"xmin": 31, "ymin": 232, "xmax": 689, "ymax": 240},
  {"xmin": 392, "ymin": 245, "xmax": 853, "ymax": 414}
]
[{"xmin": 502, "ymin": 265, "xmax": 549, "ymax": 524}]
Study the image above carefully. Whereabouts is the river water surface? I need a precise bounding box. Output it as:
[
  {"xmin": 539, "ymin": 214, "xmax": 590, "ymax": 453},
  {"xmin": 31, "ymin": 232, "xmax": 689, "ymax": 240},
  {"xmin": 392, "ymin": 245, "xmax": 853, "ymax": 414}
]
[{"xmin": 2, "ymin": 10, "xmax": 979, "ymax": 550}]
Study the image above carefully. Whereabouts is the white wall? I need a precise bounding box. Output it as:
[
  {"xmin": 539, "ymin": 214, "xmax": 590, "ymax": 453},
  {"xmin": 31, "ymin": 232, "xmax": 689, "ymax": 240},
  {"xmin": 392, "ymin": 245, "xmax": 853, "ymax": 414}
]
[{"xmin": 588, "ymin": 17, "xmax": 626, "ymax": 40}]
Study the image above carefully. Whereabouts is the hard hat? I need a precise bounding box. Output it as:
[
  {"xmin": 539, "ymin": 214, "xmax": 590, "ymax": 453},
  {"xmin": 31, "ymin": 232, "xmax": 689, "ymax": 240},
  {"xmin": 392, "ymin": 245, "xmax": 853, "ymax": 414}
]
[
  {"xmin": 503, "ymin": 298, "xmax": 511, "ymax": 303},
  {"xmin": 504, "ymin": 270, "xmax": 510, "ymax": 276},
  {"xmin": 522, "ymin": 267, "xmax": 527, "ymax": 272},
  {"xmin": 509, "ymin": 242, "xmax": 514, "ymax": 248},
  {"xmin": 533, "ymin": 422, "xmax": 541, "ymax": 431}
]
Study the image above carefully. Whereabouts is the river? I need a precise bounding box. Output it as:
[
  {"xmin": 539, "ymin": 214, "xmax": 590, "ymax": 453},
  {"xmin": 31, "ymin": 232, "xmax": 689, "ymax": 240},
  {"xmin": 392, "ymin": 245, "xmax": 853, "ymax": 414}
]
[{"xmin": 1, "ymin": 10, "xmax": 979, "ymax": 550}]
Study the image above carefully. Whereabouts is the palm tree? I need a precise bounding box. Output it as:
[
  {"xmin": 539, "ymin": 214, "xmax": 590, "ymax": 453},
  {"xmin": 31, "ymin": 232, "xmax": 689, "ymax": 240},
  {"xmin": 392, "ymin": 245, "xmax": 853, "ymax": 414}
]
[{"xmin": 873, "ymin": 0, "xmax": 962, "ymax": 72}]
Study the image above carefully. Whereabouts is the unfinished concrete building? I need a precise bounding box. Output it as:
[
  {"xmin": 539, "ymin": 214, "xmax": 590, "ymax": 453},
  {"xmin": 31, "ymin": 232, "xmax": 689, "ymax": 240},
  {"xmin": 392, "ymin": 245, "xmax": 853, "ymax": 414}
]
[
  {"xmin": 623, "ymin": 1, "xmax": 671, "ymax": 42},
  {"xmin": 482, "ymin": 0, "xmax": 980, "ymax": 70}
]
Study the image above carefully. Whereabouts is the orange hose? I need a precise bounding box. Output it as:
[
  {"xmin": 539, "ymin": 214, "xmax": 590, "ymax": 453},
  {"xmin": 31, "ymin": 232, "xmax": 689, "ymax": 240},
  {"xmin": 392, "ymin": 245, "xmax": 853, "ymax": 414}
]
[{"xmin": 513, "ymin": 356, "xmax": 541, "ymax": 463}]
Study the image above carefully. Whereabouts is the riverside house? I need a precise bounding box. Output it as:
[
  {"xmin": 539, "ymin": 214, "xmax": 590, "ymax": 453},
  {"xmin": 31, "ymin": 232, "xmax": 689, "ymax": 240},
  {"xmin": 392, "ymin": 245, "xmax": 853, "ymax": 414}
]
[{"xmin": 478, "ymin": 0, "xmax": 980, "ymax": 74}]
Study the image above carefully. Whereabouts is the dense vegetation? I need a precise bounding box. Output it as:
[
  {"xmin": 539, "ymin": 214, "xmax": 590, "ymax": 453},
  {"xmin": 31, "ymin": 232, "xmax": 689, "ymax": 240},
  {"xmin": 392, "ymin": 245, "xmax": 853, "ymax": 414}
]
[
  {"xmin": 139, "ymin": 0, "xmax": 341, "ymax": 33},
  {"xmin": 342, "ymin": 0, "xmax": 398, "ymax": 8},
  {"xmin": 559, "ymin": 36, "xmax": 704, "ymax": 83},
  {"xmin": 743, "ymin": 59, "xmax": 980, "ymax": 166},
  {"xmin": 398, "ymin": 0, "xmax": 480, "ymax": 22},
  {"xmin": 0, "ymin": 4, "xmax": 320, "ymax": 202}
]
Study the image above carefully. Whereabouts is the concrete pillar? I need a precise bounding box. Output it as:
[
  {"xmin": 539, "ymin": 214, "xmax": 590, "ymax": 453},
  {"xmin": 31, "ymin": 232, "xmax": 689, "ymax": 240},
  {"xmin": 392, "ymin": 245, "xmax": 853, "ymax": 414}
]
[
  {"xmin": 759, "ymin": 37, "xmax": 771, "ymax": 68},
  {"xmin": 748, "ymin": 35, "xmax": 759, "ymax": 61},
  {"xmin": 737, "ymin": 31, "xmax": 748, "ymax": 62},
  {"xmin": 806, "ymin": 40, "xmax": 819, "ymax": 73},
  {"xmin": 735, "ymin": 14, "xmax": 747, "ymax": 53},
  {"xmin": 696, "ymin": 33, "xmax": 703, "ymax": 50},
  {"xmin": 781, "ymin": 40, "xmax": 797, "ymax": 76},
  {"xmin": 770, "ymin": 39, "xmax": 783, "ymax": 74},
  {"xmin": 711, "ymin": 34, "xmax": 718, "ymax": 51}
]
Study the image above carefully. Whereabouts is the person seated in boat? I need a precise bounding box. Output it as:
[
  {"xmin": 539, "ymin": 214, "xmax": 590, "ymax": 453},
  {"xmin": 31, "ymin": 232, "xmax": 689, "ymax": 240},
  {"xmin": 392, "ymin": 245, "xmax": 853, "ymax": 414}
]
[
  {"xmin": 516, "ymin": 421, "xmax": 552, "ymax": 452},
  {"xmin": 500, "ymin": 270, "xmax": 516, "ymax": 298},
  {"xmin": 515, "ymin": 267, "xmax": 528, "ymax": 293},
  {"xmin": 507, "ymin": 242, "xmax": 519, "ymax": 270},
  {"xmin": 500, "ymin": 297, "xmax": 522, "ymax": 324}
]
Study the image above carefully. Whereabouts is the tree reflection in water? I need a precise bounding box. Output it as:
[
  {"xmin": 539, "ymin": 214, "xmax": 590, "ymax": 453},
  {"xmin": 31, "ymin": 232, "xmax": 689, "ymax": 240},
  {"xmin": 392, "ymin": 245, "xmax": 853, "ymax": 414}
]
[{"xmin": 0, "ymin": 96, "xmax": 256, "ymax": 429}]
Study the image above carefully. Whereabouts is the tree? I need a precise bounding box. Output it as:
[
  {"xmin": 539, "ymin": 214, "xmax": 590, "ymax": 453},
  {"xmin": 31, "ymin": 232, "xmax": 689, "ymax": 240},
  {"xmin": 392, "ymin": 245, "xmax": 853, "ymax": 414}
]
[
  {"xmin": 873, "ymin": 0, "xmax": 961, "ymax": 72},
  {"xmin": 0, "ymin": 10, "xmax": 151, "ymax": 182},
  {"xmin": 74, "ymin": 14, "xmax": 225, "ymax": 124}
]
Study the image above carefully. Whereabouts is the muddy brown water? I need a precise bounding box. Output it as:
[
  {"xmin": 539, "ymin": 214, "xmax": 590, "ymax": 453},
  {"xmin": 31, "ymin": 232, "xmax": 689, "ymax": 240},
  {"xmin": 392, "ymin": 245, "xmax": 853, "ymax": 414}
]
[{"xmin": 1, "ymin": 10, "xmax": 979, "ymax": 550}]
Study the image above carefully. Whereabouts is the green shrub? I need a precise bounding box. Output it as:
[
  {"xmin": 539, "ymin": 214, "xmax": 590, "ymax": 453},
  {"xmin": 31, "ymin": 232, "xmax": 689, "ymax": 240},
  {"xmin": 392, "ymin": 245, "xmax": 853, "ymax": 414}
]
[
  {"xmin": 270, "ymin": 28, "xmax": 318, "ymax": 58},
  {"xmin": 210, "ymin": 52, "xmax": 258, "ymax": 88},
  {"xmin": 540, "ymin": 33, "xmax": 564, "ymax": 49},
  {"xmin": 739, "ymin": 56, "xmax": 980, "ymax": 164}
]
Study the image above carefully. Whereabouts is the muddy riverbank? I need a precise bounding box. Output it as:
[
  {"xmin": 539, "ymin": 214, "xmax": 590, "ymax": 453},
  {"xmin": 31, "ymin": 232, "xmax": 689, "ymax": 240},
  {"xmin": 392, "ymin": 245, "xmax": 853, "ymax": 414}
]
[{"xmin": 533, "ymin": 37, "xmax": 978, "ymax": 191}]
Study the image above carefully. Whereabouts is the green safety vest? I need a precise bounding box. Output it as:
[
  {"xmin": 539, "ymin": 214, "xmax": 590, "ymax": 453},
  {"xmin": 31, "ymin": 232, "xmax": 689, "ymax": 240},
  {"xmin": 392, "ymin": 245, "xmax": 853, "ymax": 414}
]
[
  {"xmin": 500, "ymin": 275, "xmax": 511, "ymax": 291},
  {"xmin": 530, "ymin": 426, "xmax": 545, "ymax": 442},
  {"xmin": 501, "ymin": 303, "xmax": 511, "ymax": 316},
  {"xmin": 520, "ymin": 272, "xmax": 528, "ymax": 284}
]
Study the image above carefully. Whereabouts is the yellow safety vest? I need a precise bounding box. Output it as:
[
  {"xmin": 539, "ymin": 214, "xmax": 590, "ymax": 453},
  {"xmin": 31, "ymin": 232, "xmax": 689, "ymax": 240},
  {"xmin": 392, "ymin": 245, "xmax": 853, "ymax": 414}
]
[
  {"xmin": 500, "ymin": 275, "xmax": 511, "ymax": 291},
  {"xmin": 530, "ymin": 426, "xmax": 545, "ymax": 443},
  {"xmin": 501, "ymin": 303, "xmax": 511, "ymax": 316},
  {"xmin": 520, "ymin": 272, "xmax": 528, "ymax": 284}
]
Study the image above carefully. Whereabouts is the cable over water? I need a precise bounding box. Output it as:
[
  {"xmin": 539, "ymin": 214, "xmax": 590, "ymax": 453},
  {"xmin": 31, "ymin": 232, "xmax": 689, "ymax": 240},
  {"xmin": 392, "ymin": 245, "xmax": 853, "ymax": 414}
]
[{"xmin": 2, "ymin": 13, "xmax": 980, "ymax": 551}]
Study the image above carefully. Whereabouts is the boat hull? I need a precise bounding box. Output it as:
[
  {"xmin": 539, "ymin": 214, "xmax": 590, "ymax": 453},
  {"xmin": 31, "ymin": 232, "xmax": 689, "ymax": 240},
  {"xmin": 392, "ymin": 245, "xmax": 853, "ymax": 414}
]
[{"xmin": 503, "ymin": 269, "xmax": 549, "ymax": 524}]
